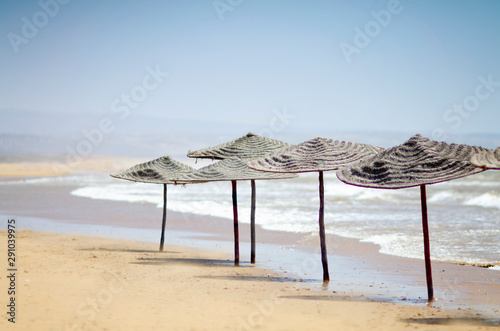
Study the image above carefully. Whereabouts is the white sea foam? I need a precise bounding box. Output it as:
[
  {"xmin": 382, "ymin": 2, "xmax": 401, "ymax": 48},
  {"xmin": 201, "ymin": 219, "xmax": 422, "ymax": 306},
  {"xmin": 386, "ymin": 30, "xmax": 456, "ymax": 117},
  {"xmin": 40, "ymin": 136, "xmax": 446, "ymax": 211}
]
[
  {"xmin": 64, "ymin": 172, "xmax": 500, "ymax": 267},
  {"xmin": 71, "ymin": 183, "xmax": 163, "ymax": 205},
  {"xmin": 169, "ymin": 200, "xmax": 235, "ymax": 220},
  {"xmin": 428, "ymin": 191, "xmax": 455, "ymax": 203},
  {"xmin": 464, "ymin": 192, "xmax": 500, "ymax": 209},
  {"xmin": 324, "ymin": 181, "xmax": 364, "ymax": 198},
  {"xmin": 440, "ymin": 180, "xmax": 500, "ymax": 188},
  {"xmin": 361, "ymin": 233, "xmax": 423, "ymax": 260},
  {"xmin": 1, "ymin": 177, "xmax": 55, "ymax": 185},
  {"xmin": 1, "ymin": 175, "xmax": 103, "ymax": 186},
  {"xmin": 356, "ymin": 189, "xmax": 398, "ymax": 201}
]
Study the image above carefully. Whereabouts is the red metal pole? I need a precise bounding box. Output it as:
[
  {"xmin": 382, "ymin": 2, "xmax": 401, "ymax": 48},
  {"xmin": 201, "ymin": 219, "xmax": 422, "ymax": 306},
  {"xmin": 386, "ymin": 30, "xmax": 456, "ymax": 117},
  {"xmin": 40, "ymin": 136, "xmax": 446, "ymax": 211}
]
[
  {"xmin": 232, "ymin": 180, "xmax": 239, "ymax": 265},
  {"xmin": 319, "ymin": 171, "xmax": 330, "ymax": 282},
  {"xmin": 159, "ymin": 184, "xmax": 167, "ymax": 252},
  {"xmin": 250, "ymin": 179, "xmax": 256, "ymax": 264},
  {"xmin": 420, "ymin": 184, "xmax": 434, "ymax": 301}
]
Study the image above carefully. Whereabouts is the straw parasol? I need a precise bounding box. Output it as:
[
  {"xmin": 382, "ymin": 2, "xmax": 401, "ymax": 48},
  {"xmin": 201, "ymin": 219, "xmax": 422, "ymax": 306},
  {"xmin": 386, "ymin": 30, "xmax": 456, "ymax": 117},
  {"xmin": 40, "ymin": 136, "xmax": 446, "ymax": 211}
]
[
  {"xmin": 187, "ymin": 132, "xmax": 289, "ymax": 263},
  {"xmin": 247, "ymin": 137, "xmax": 384, "ymax": 282},
  {"xmin": 174, "ymin": 156, "xmax": 297, "ymax": 265},
  {"xmin": 187, "ymin": 132, "xmax": 289, "ymax": 160},
  {"xmin": 110, "ymin": 156, "xmax": 194, "ymax": 251},
  {"xmin": 471, "ymin": 147, "xmax": 500, "ymax": 170},
  {"xmin": 336, "ymin": 134, "xmax": 489, "ymax": 301}
]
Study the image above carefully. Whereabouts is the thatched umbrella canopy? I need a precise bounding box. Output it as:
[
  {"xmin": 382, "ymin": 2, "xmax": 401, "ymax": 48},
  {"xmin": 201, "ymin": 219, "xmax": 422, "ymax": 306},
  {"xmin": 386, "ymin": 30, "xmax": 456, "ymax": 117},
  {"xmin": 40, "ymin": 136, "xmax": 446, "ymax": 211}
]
[
  {"xmin": 110, "ymin": 156, "xmax": 194, "ymax": 252},
  {"xmin": 187, "ymin": 132, "xmax": 289, "ymax": 263},
  {"xmin": 247, "ymin": 137, "xmax": 384, "ymax": 282},
  {"xmin": 336, "ymin": 134, "xmax": 489, "ymax": 301},
  {"xmin": 471, "ymin": 147, "xmax": 500, "ymax": 170},
  {"xmin": 187, "ymin": 132, "xmax": 289, "ymax": 160},
  {"xmin": 174, "ymin": 156, "xmax": 297, "ymax": 265}
]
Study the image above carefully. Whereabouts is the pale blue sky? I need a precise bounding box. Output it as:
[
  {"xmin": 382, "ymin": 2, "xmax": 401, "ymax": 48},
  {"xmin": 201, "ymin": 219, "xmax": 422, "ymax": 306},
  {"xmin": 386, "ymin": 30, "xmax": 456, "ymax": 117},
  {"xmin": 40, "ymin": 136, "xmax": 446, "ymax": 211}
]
[{"xmin": 2, "ymin": 0, "xmax": 500, "ymax": 140}]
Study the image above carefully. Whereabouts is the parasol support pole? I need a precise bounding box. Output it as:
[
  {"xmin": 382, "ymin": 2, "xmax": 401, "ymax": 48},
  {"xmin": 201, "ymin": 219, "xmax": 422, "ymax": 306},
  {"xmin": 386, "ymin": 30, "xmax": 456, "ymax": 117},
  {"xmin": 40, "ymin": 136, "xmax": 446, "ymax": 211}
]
[
  {"xmin": 250, "ymin": 179, "xmax": 256, "ymax": 264},
  {"xmin": 232, "ymin": 180, "xmax": 240, "ymax": 266},
  {"xmin": 420, "ymin": 184, "xmax": 434, "ymax": 302},
  {"xmin": 319, "ymin": 171, "xmax": 330, "ymax": 282},
  {"xmin": 159, "ymin": 184, "xmax": 167, "ymax": 252}
]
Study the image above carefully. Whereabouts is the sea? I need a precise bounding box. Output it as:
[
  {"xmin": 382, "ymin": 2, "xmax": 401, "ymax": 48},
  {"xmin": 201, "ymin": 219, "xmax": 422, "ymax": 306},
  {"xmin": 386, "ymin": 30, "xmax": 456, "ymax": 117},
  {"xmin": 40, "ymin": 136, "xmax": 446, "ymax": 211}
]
[{"xmin": 8, "ymin": 162, "xmax": 498, "ymax": 271}]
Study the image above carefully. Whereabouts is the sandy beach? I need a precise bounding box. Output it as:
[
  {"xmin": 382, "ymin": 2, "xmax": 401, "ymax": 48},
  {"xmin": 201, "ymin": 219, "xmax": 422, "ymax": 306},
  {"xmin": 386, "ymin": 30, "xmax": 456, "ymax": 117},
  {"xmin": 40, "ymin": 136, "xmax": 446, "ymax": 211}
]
[
  {"xmin": 1, "ymin": 230, "xmax": 499, "ymax": 331},
  {"xmin": 0, "ymin": 155, "xmax": 147, "ymax": 177},
  {"xmin": 1, "ymin": 156, "xmax": 499, "ymax": 330}
]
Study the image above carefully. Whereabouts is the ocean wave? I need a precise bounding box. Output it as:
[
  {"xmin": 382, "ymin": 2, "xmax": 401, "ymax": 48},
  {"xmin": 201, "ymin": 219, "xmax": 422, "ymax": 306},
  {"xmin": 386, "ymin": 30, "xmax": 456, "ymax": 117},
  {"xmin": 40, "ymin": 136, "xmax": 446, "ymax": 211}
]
[
  {"xmin": 358, "ymin": 233, "xmax": 500, "ymax": 266},
  {"xmin": 71, "ymin": 183, "xmax": 163, "ymax": 205},
  {"xmin": 324, "ymin": 182, "xmax": 364, "ymax": 197},
  {"xmin": 464, "ymin": 192, "xmax": 500, "ymax": 209},
  {"xmin": 428, "ymin": 191, "xmax": 455, "ymax": 203},
  {"xmin": 442, "ymin": 181, "xmax": 500, "ymax": 187},
  {"xmin": 0, "ymin": 177, "xmax": 55, "ymax": 185},
  {"xmin": 323, "ymin": 182, "xmax": 402, "ymax": 202},
  {"xmin": 66, "ymin": 173, "xmax": 500, "ymax": 268},
  {"xmin": 361, "ymin": 233, "xmax": 423, "ymax": 260},
  {"xmin": 1, "ymin": 175, "xmax": 104, "ymax": 186},
  {"xmin": 168, "ymin": 199, "xmax": 236, "ymax": 220}
]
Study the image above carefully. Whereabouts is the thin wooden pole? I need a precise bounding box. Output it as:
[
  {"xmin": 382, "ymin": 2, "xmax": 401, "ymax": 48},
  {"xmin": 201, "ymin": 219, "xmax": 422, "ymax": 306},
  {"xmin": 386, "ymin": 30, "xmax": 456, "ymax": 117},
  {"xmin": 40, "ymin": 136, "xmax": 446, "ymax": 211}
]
[
  {"xmin": 420, "ymin": 184, "xmax": 434, "ymax": 302},
  {"xmin": 250, "ymin": 179, "xmax": 256, "ymax": 264},
  {"xmin": 159, "ymin": 184, "xmax": 167, "ymax": 252},
  {"xmin": 232, "ymin": 180, "xmax": 239, "ymax": 265},
  {"xmin": 319, "ymin": 171, "xmax": 330, "ymax": 282}
]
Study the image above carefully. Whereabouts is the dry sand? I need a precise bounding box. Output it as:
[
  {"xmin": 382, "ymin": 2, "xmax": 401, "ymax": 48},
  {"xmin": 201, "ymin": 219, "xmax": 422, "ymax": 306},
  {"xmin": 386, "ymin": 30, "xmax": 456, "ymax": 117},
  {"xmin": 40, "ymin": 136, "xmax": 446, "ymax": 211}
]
[
  {"xmin": 0, "ymin": 231, "xmax": 498, "ymax": 331},
  {"xmin": 0, "ymin": 155, "xmax": 147, "ymax": 177}
]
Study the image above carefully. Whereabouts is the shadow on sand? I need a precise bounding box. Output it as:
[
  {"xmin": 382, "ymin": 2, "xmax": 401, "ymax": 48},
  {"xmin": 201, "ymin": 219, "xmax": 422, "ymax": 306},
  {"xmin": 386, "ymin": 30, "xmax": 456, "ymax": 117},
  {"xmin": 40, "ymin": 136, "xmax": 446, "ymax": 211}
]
[
  {"xmin": 401, "ymin": 317, "xmax": 500, "ymax": 327},
  {"xmin": 79, "ymin": 247, "xmax": 181, "ymax": 254},
  {"xmin": 195, "ymin": 275, "xmax": 318, "ymax": 283},
  {"xmin": 131, "ymin": 256, "xmax": 250, "ymax": 267},
  {"xmin": 280, "ymin": 294, "xmax": 428, "ymax": 305}
]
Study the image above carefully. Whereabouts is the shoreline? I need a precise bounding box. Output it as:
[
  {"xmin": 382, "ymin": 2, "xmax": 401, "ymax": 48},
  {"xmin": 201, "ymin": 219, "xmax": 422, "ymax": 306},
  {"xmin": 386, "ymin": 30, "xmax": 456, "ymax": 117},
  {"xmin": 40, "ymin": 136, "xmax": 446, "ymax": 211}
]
[
  {"xmin": 5, "ymin": 212, "xmax": 500, "ymax": 314},
  {"xmin": 1, "ymin": 230, "xmax": 499, "ymax": 330},
  {"xmin": 1, "ymin": 166, "xmax": 499, "ymax": 327}
]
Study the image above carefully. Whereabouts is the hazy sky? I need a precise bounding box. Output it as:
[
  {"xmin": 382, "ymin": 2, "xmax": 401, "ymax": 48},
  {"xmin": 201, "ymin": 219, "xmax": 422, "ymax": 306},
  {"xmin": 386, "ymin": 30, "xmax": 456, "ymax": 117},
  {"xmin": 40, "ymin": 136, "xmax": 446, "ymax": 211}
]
[{"xmin": 2, "ymin": 0, "xmax": 500, "ymax": 140}]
